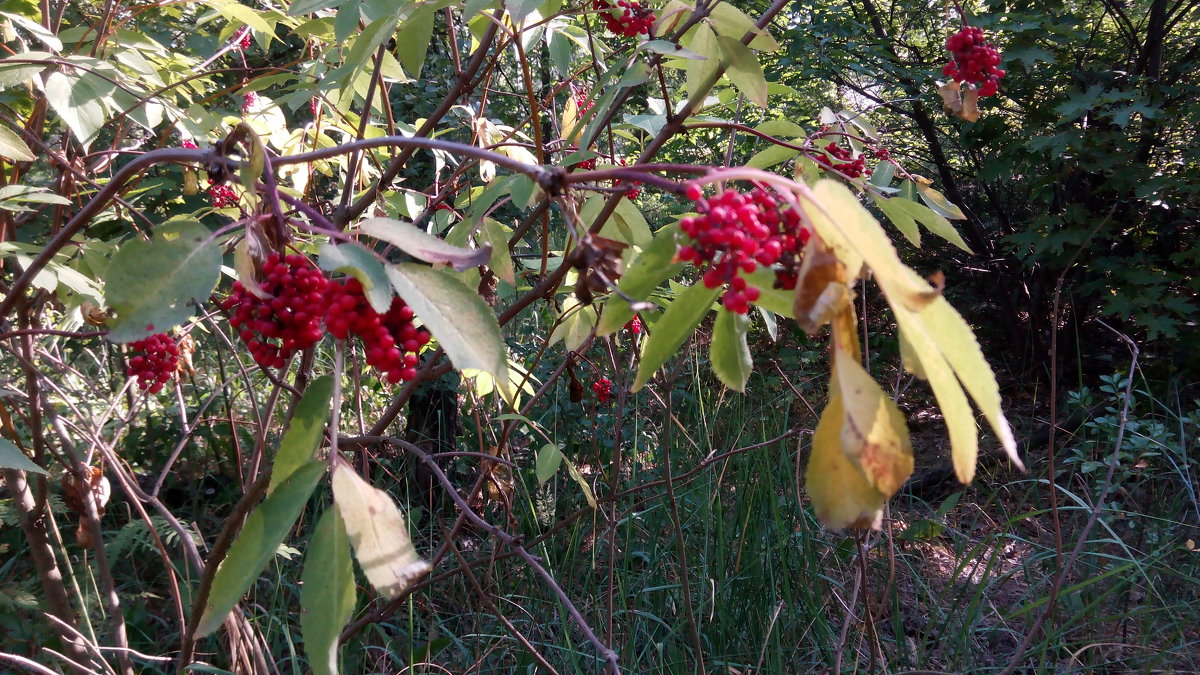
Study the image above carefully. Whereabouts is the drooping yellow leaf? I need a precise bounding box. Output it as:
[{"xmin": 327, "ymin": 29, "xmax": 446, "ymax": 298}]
[
  {"xmin": 919, "ymin": 297, "xmax": 1022, "ymax": 470},
  {"xmin": 894, "ymin": 306, "xmax": 979, "ymax": 483},
  {"xmin": 562, "ymin": 94, "xmax": 580, "ymax": 144},
  {"xmin": 801, "ymin": 180, "xmax": 943, "ymax": 312},
  {"xmin": 832, "ymin": 347, "xmax": 914, "ymax": 497},
  {"xmin": 806, "ymin": 389, "xmax": 885, "ymax": 530},
  {"xmin": 331, "ymin": 461, "xmax": 431, "ymax": 599}
]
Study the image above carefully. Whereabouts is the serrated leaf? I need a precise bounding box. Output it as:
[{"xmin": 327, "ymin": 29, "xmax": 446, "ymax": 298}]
[
  {"xmin": 888, "ymin": 196, "xmax": 971, "ymax": 252},
  {"xmin": 0, "ymin": 124, "xmax": 34, "ymax": 161},
  {"xmin": 755, "ymin": 119, "xmax": 806, "ymax": 138},
  {"xmin": 269, "ymin": 376, "xmax": 332, "ymax": 494},
  {"xmin": 833, "ymin": 350, "xmax": 913, "ymax": 497},
  {"xmin": 535, "ymin": 443, "xmax": 563, "ymax": 484},
  {"xmin": 717, "ymin": 36, "xmax": 767, "ymax": 108},
  {"xmin": 915, "ymin": 182, "xmax": 966, "ymax": 220},
  {"xmin": 301, "ymin": 509, "xmax": 356, "ymax": 675},
  {"xmin": 395, "ymin": 6, "xmax": 435, "ymax": 78},
  {"xmin": 612, "ymin": 196, "xmax": 653, "ymax": 247},
  {"xmin": 384, "ymin": 263, "xmax": 507, "ymax": 385},
  {"xmin": 632, "ymin": 281, "xmax": 721, "ymax": 391},
  {"xmin": 0, "ymin": 61, "xmax": 47, "ymax": 89},
  {"xmin": 319, "ymin": 242, "xmax": 392, "ymax": 313},
  {"xmin": 105, "ymin": 221, "xmax": 221, "ymax": 343},
  {"xmin": 873, "ymin": 194, "xmax": 921, "ymax": 247},
  {"xmin": 710, "ymin": 309, "xmax": 752, "ymax": 391},
  {"xmin": 597, "ymin": 231, "xmax": 685, "ymax": 335},
  {"xmin": 194, "ymin": 461, "xmax": 325, "ymax": 638},
  {"xmin": 332, "ymin": 461, "xmax": 431, "ymax": 599},
  {"xmin": 0, "ymin": 438, "xmax": 46, "ymax": 475},
  {"xmin": 480, "ymin": 218, "xmax": 515, "ymax": 285},
  {"xmin": 358, "ymin": 218, "xmax": 490, "ymax": 271},
  {"xmin": 920, "ymin": 297, "xmax": 1021, "ymax": 470},
  {"xmin": 893, "ymin": 307, "xmax": 978, "ymax": 483}
]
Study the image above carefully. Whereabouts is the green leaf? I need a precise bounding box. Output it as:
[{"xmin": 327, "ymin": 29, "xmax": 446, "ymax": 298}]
[
  {"xmin": 105, "ymin": 221, "xmax": 221, "ymax": 343},
  {"xmin": 332, "ymin": 461, "xmax": 430, "ymax": 599},
  {"xmin": 319, "ymin": 242, "xmax": 392, "ymax": 313},
  {"xmin": 596, "ymin": 230, "xmax": 685, "ymax": 335},
  {"xmin": 384, "ymin": 263, "xmax": 508, "ymax": 385},
  {"xmin": 611, "ymin": 196, "xmax": 653, "ymax": 248},
  {"xmin": 357, "ymin": 218, "xmax": 490, "ymax": 271},
  {"xmin": 913, "ymin": 182, "xmax": 966, "ymax": 220},
  {"xmin": 755, "ymin": 119, "xmax": 806, "ymax": 138},
  {"xmin": 890, "ymin": 197, "xmax": 972, "ymax": 253},
  {"xmin": 684, "ymin": 23, "xmax": 721, "ymax": 108},
  {"xmin": 269, "ymin": 376, "xmax": 332, "ymax": 494},
  {"xmin": 0, "ymin": 123, "xmax": 34, "ymax": 161},
  {"xmin": 505, "ymin": 0, "xmax": 542, "ymax": 24},
  {"xmin": 710, "ymin": 309, "xmax": 752, "ymax": 392},
  {"xmin": 194, "ymin": 461, "xmax": 325, "ymax": 638},
  {"xmin": 44, "ymin": 71, "xmax": 105, "ymax": 150},
  {"xmin": 480, "ymin": 218, "xmax": 515, "ymax": 285},
  {"xmin": 632, "ymin": 281, "xmax": 721, "ymax": 391},
  {"xmin": 394, "ymin": 6, "xmax": 435, "ymax": 78},
  {"xmin": 742, "ymin": 267, "xmax": 794, "ymax": 318},
  {"xmin": 873, "ymin": 194, "xmax": 921, "ymax": 248},
  {"xmin": 0, "ymin": 13, "xmax": 62, "ymax": 51},
  {"xmin": 707, "ymin": 2, "xmax": 779, "ymax": 51},
  {"xmin": 535, "ymin": 443, "xmax": 563, "ymax": 484},
  {"xmin": 548, "ymin": 296, "xmax": 597, "ymax": 352},
  {"xmin": 0, "ymin": 438, "xmax": 46, "ymax": 475},
  {"xmin": 717, "ymin": 36, "xmax": 767, "ymax": 108},
  {"xmin": 0, "ymin": 60, "xmax": 48, "ymax": 89},
  {"xmin": 639, "ymin": 39, "xmax": 706, "ymax": 60},
  {"xmin": 747, "ymin": 142, "xmax": 800, "ymax": 170},
  {"xmin": 289, "ymin": 0, "xmax": 349, "ymax": 15},
  {"xmin": 301, "ymin": 509, "xmax": 356, "ymax": 675}
]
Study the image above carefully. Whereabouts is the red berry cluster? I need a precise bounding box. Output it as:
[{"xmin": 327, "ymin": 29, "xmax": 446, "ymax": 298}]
[
  {"xmin": 592, "ymin": 377, "xmax": 613, "ymax": 403},
  {"xmin": 127, "ymin": 333, "xmax": 180, "ymax": 393},
  {"xmin": 615, "ymin": 158, "xmax": 642, "ymax": 200},
  {"xmin": 234, "ymin": 27, "xmax": 251, "ymax": 50},
  {"xmin": 242, "ymin": 91, "xmax": 258, "ymax": 113},
  {"xmin": 677, "ymin": 186, "xmax": 810, "ymax": 313},
  {"xmin": 873, "ymin": 147, "xmax": 890, "ymax": 160},
  {"xmin": 574, "ymin": 88, "xmax": 594, "ymax": 116},
  {"xmin": 569, "ymin": 149, "xmax": 597, "ymax": 171},
  {"xmin": 222, "ymin": 253, "xmax": 328, "ymax": 370},
  {"xmin": 593, "ymin": 0, "xmax": 655, "ymax": 37},
  {"xmin": 208, "ymin": 184, "xmax": 238, "ymax": 208},
  {"xmin": 942, "ymin": 26, "xmax": 1004, "ymax": 97},
  {"xmin": 325, "ymin": 278, "xmax": 430, "ymax": 384},
  {"xmin": 181, "ymin": 138, "xmax": 198, "ymax": 150},
  {"xmin": 624, "ymin": 314, "xmax": 642, "ymax": 334},
  {"xmin": 814, "ymin": 142, "xmax": 865, "ymax": 178}
]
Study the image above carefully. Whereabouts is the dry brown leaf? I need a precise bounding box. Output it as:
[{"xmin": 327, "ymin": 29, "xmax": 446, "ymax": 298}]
[{"xmin": 938, "ymin": 80, "xmax": 980, "ymax": 122}]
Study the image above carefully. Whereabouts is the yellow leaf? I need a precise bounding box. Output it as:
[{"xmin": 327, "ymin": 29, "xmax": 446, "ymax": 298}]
[
  {"xmin": 792, "ymin": 236, "xmax": 854, "ymax": 335},
  {"xmin": 894, "ymin": 306, "xmax": 979, "ymax": 483},
  {"xmin": 833, "ymin": 346, "xmax": 914, "ymax": 497},
  {"xmin": 806, "ymin": 390, "xmax": 885, "ymax": 530},
  {"xmin": 331, "ymin": 461, "xmax": 431, "ymax": 599},
  {"xmin": 802, "ymin": 180, "xmax": 942, "ymax": 312},
  {"xmin": 919, "ymin": 297, "xmax": 1022, "ymax": 470},
  {"xmin": 562, "ymin": 94, "xmax": 580, "ymax": 144}
]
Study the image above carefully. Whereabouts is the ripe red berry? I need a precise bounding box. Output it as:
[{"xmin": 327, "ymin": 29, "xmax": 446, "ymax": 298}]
[
  {"xmin": 127, "ymin": 333, "xmax": 180, "ymax": 394},
  {"xmin": 181, "ymin": 138, "xmax": 198, "ymax": 150},
  {"xmin": 221, "ymin": 253, "xmax": 330, "ymax": 371},
  {"xmin": 813, "ymin": 142, "xmax": 866, "ymax": 178},
  {"xmin": 942, "ymin": 24, "xmax": 1004, "ymax": 97},
  {"xmin": 592, "ymin": 0, "xmax": 654, "ymax": 37},
  {"xmin": 324, "ymin": 278, "xmax": 430, "ymax": 385},
  {"xmin": 208, "ymin": 184, "xmax": 238, "ymax": 208},
  {"xmin": 678, "ymin": 186, "xmax": 811, "ymax": 312},
  {"xmin": 624, "ymin": 314, "xmax": 643, "ymax": 334},
  {"xmin": 234, "ymin": 27, "xmax": 252, "ymax": 50},
  {"xmin": 242, "ymin": 91, "xmax": 258, "ymax": 112},
  {"xmin": 593, "ymin": 377, "xmax": 613, "ymax": 403}
]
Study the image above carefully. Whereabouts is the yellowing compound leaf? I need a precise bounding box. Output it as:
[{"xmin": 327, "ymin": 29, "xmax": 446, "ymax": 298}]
[
  {"xmin": 802, "ymin": 180, "xmax": 942, "ymax": 312},
  {"xmin": 918, "ymin": 297, "xmax": 1022, "ymax": 471},
  {"xmin": 894, "ymin": 306, "xmax": 978, "ymax": 483},
  {"xmin": 832, "ymin": 348, "xmax": 914, "ymax": 497},
  {"xmin": 806, "ymin": 390, "xmax": 885, "ymax": 529},
  {"xmin": 331, "ymin": 461, "xmax": 431, "ymax": 600}
]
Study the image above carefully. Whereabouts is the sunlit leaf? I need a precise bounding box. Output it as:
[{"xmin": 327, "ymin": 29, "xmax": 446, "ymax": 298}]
[
  {"xmin": 0, "ymin": 123, "xmax": 34, "ymax": 162},
  {"xmin": 332, "ymin": 460, "xmax": 431, "ymax": 599},
  {"xmin": 0, "ymin": 438, "xmax": 46, "ymax": 475},
  {"xmin": 717, "ymin": 36, "xmax": 768, "ymax": 108},
  {"xmin": 596, "ymin": 229, "xmax": 685, "ymax": 336},
  {"xmin": 319, "ymin": 242, "xmax": 392, "ymax": 313},
  {"xmin": 358, "ymin": 218, "xmax": 490, "ymax": 271},
  {"xmin": 535, "ymin": 443, "xmax": 563, "ymax": 484},
  {"xmin": 806, "ymin": 390, "xmax": 885, "ymax": 529}
]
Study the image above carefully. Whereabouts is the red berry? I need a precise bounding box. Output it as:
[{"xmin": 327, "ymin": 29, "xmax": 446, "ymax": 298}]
[
  {"xmin": 127, "ymin": 333, "xmax": 180, "ymax": 392},
  {"xmin": 592, "ymin": 377, "xmax": 613, "ymax": 403}
]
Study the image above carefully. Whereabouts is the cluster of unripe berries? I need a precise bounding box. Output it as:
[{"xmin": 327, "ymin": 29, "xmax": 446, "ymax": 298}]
[
  {"xmin": 814, "ymin": 142, "xmax": 866, "ymax": 178},
  {"xmin": 592, "ymin": 377, "xmax": 613, "ymax": 403},
  {"xmin": 325, "ymin": 278, "xmax": 430, "ymax": 384},
  {"xmin": 592, "ymin": 0, "xmax": 655, "ymax": 37},
  {"xmin": 127, "ymin": 333, "xmax": 180, "ymax": 393},
  {"xmin": 943, "ymin": 25, "xmax": 1004, "ymax": 97},
  {"xmin": 222, "ymin": 254, "xmax": 328, "ymax": 370},
  {"xmin": 677, "ymin": 185, "xmax": 811, "ymax": 313}
]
